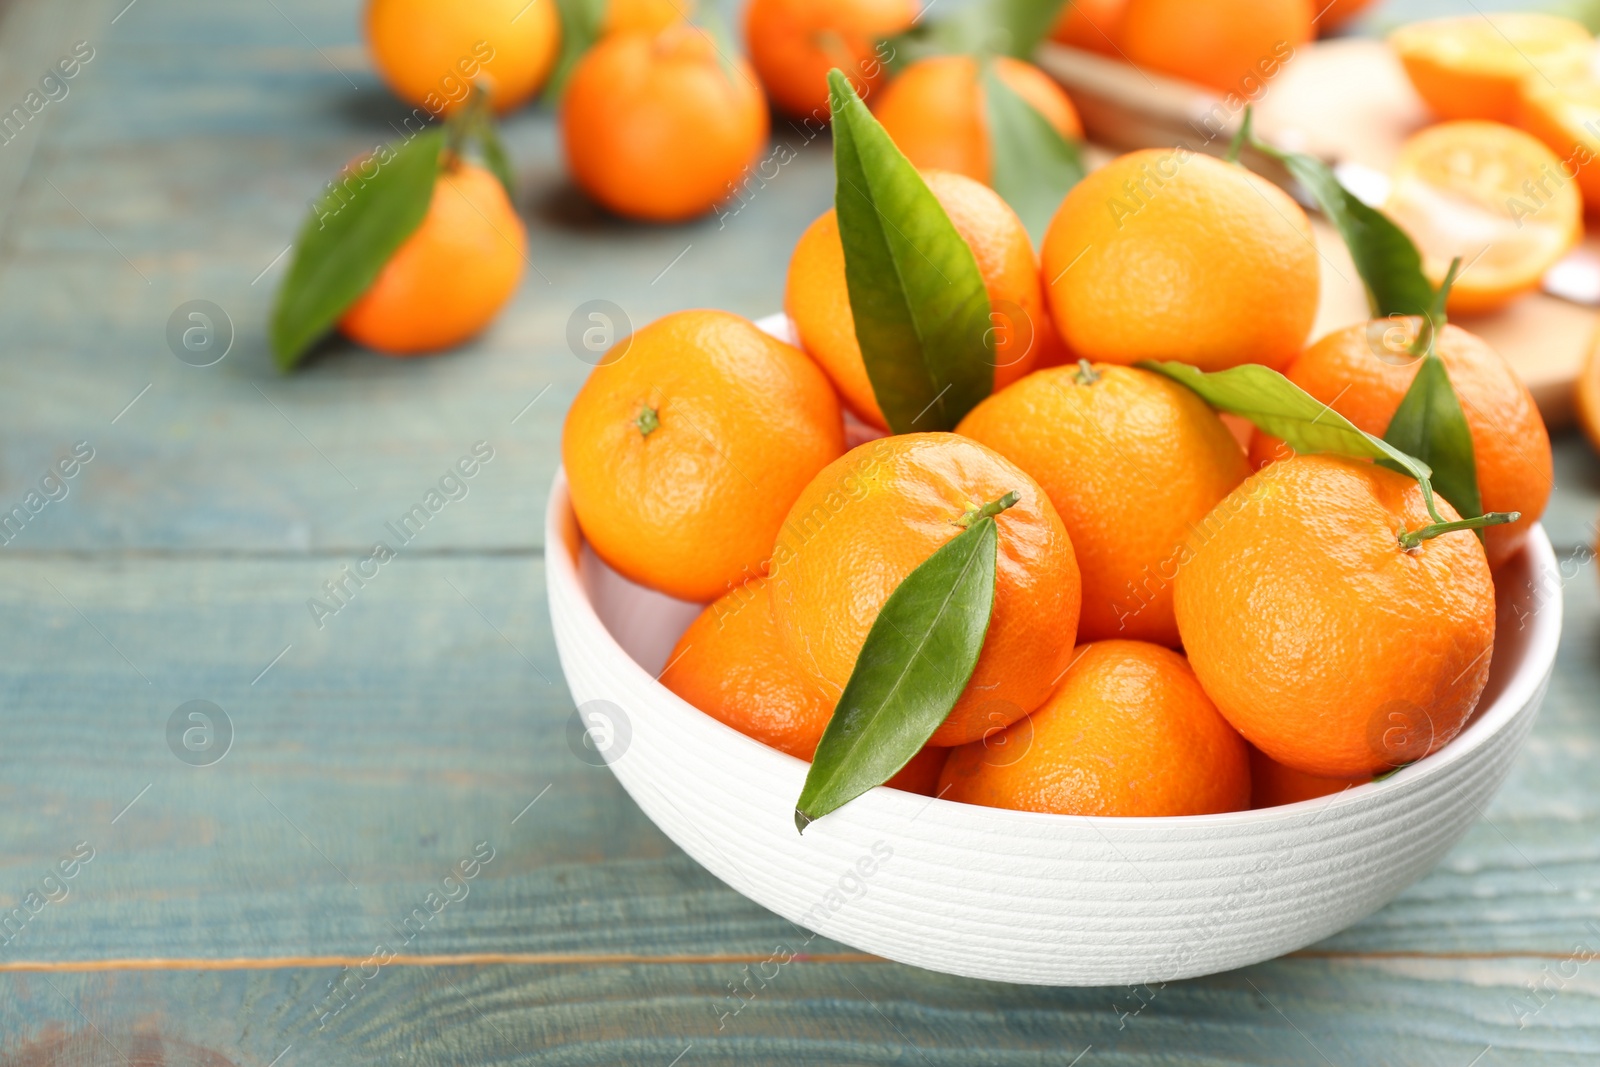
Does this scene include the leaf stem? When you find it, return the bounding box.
[954,491,1019,527]
[444,84,488,163]
[1398,510,1518,550]
[1073,358,1100,385]
[1225,106,1254,164]
[635,405,660,436]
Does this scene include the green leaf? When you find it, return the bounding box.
[1247,127,1434,318]
[887,0,1068,65]
[694,7,742,84]
[448,86,516,201]
[795,495,1012,832]
[1141,359,1521,547]
[1384,350,1482,520]
[982,58,1085,243]
[270,128,445,370]
[1138,359,1441,503]
[1383,261,1481,524]
[829,70,994,432]
[547,0,608,100]
[989,0,1072,58]
[474,115,516,202]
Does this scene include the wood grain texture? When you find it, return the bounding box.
[0,0,1597,1060]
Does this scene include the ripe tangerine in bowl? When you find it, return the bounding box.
[544,314,1561,986]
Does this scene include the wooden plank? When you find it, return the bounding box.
[1,956,1597,1064]
[0,0,836,553]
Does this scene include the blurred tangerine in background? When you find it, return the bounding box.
[872,55,1082,185]
[365,0,560,114]
[339,161,526,354]
[561,22,769,221]
[745,0,918,119]
[1118,0,1310,95]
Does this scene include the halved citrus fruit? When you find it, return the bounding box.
[1518,74,1600,210]
[1383,120,1581,314]
[1390,13,1593,123]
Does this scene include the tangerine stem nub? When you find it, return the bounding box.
[636,405,660,436]
[1073,359,1100,386]
[954,490,1020,528]
[1398,510,1519,550]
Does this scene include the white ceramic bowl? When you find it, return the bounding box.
[546,320,1562,986]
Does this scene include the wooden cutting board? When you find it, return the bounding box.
[1038,37,1596,427]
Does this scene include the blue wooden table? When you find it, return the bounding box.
[1,0,1598,1062]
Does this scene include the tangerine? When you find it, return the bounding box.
[939,641,1251,817]
[1175,454,1497,779]
[1391,13,1592,123]
[1249,747,1370,808]
[561,24,769,221]
[767,433,1081,748]
[339,161,525,354]
[365,0,560,115]
[1248,320,1552,570]
[957,362,1249,647]
[1042,148,1320,371]
[744,0,917,120]
[872,55,1083,186]
[1120,0,1309,95]
[562,310,845,602]
[1383,120,1580,314]
[787,169,1061,430]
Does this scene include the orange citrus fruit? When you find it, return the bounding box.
[956,363,1249,647]
[872,56,1083,187]
[1050,0,1127,55]
[1248,320,1552,570]
[661,577,836,759]
[939,641,1251,817]
[1579,329,1600,453]
[1391,13,1592,124]
[1119,0,1309,95]
[1042,148,1319,372]
[1517,76,1600,211]
[1249,747,1370,809]
[1175,454,1497,779]
[562,310,845,602]
[767,433,1081,748]
[744,0,917,120]
[884,745,949,796]
[787,169,1061,430]
[661,577,949,795]
[339,161,525,354]
[1383,120,1581,315]
[365,0,560,115]
[561,24,769,221]
[605,0,692,36]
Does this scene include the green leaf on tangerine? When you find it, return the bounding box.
[1140,359,1518,546]
[547,0,609,100]
[270,128,445,370]
[795,494,1011,831]
[829,69,994,433]
[1385,261,1482,523]
[982,57,1085,244]
[1245,114,1434,319]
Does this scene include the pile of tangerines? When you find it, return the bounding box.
[270,0,1096,365]
[560,60,1551,822]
